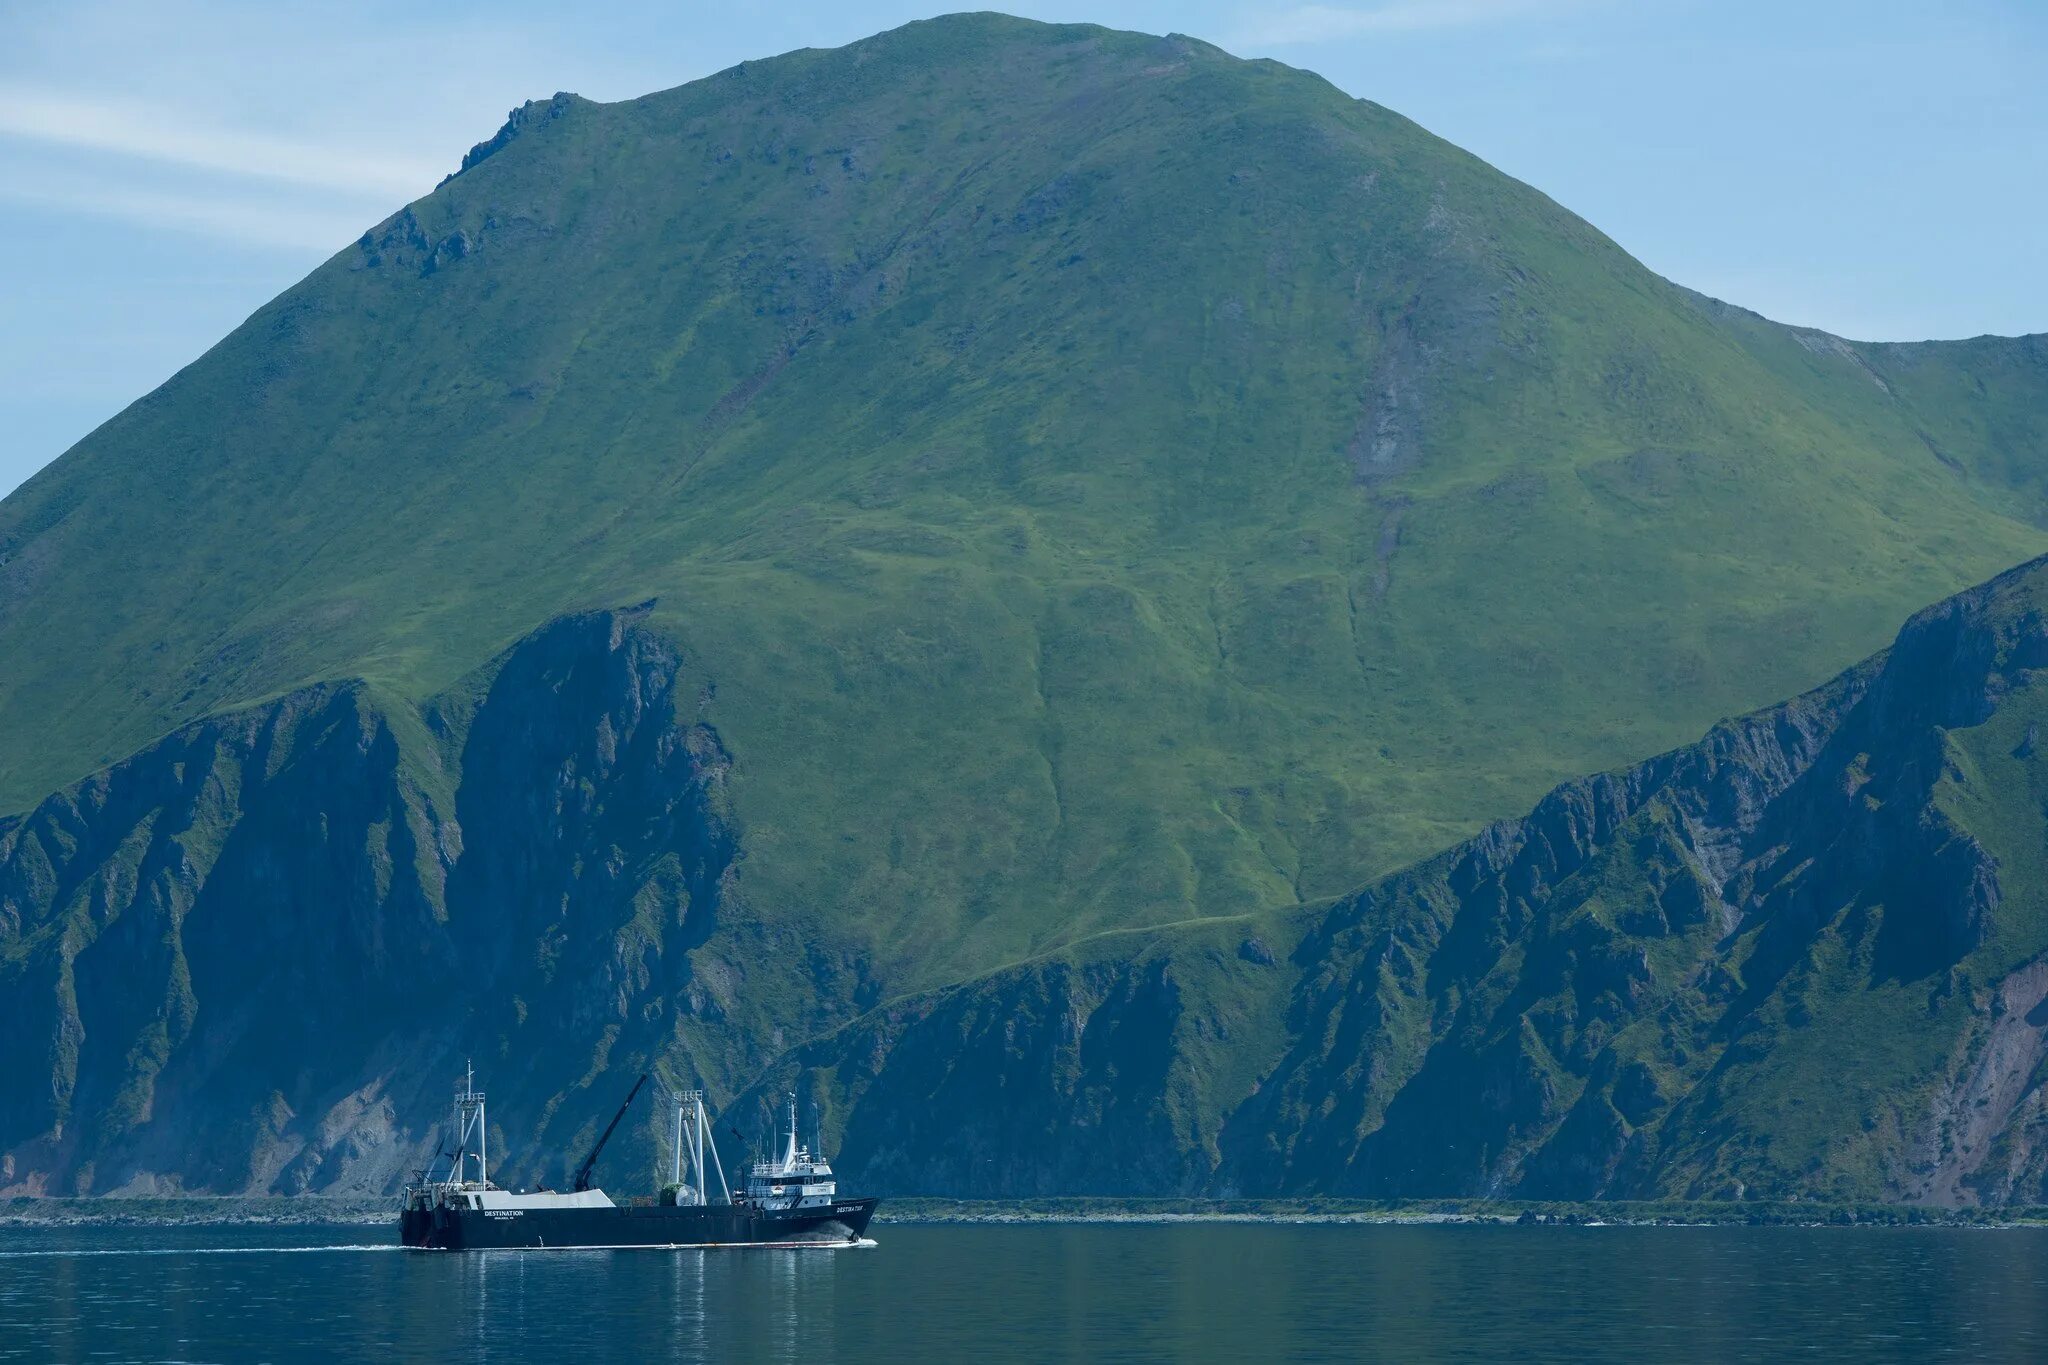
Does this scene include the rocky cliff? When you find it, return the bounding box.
[0,609,793,1195]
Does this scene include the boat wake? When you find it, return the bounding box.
[0,1244,399,1259]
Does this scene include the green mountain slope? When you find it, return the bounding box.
[1,13,2046,1197]
[768,553,2048,1204]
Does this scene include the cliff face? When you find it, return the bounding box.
[753,554,2048,1205]
[755,923,1300,1197]
[0,610,758,1196]
[0,682,448,1193]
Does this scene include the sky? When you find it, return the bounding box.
[1,0,2043,497]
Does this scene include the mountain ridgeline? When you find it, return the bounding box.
[2,14,2046,1202]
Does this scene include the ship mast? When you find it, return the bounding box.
[782,1092,799,1171]
[453,1060,487,1189]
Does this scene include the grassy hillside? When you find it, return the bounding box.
[2,11,2044,1004]
[766,555,2048,1205]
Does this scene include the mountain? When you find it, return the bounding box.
[1,13,2045,1199]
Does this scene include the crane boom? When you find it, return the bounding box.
[572,1073,648,1192]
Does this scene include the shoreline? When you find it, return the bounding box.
[876,1198,2048,1229]
[9,1195,2048,1230]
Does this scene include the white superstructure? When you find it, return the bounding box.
[744,1094,840,1212]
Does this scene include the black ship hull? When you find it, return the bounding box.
[400,1199,878,1251]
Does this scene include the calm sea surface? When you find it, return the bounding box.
[2,1220,2045,1362]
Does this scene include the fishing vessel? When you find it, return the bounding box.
[398,1065,877,1251]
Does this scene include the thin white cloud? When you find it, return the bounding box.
[0,85,446,199]
[1235,0,1577,46]
[0,174,371,255]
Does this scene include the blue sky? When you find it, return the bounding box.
[2,0,2043,496]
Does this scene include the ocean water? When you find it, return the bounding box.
[2,1220,2046,1362]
